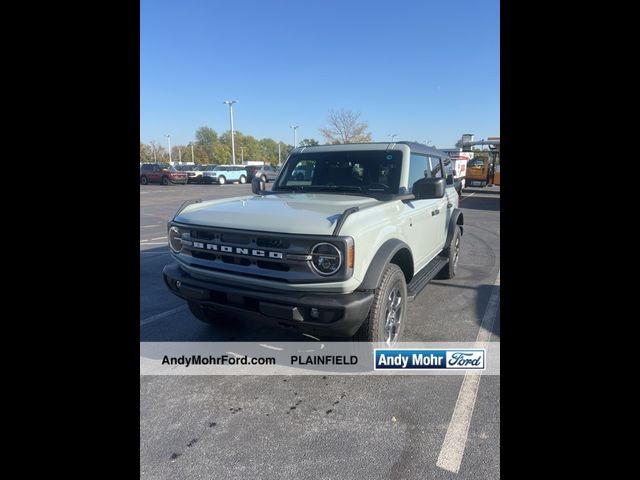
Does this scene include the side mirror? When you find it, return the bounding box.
[251,176,266,195]
[412,177,446,199]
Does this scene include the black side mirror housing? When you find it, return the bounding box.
[412,177,446,199]
[251,176,266,195]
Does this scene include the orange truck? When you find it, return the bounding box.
[465,155,491,188]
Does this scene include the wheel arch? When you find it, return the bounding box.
[358,239,414,290]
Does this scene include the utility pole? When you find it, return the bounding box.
[290,125,299,149]
[191,143,195,163]
[223,100,238,164]
[166,135,172,163]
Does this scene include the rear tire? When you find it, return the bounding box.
[437,226,461,279]
[353,263,407,345]
[239,175,246,184]
[218,176,226,185]
[140,176,148,185]
[188,302,234,325]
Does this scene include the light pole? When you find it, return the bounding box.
[388,134,398,142]
[290,125,299,149]
[240,146,244,163]
[191,143,195,163]
[166,135,172,163]
[223,100,238,164]
[152,144,157,163]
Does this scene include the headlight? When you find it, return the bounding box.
[310,242,342,276]
[168,226,183,253]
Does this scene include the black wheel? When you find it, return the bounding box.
[239,175,246,184]
[353,263,407,345]
[161,176,170,185]
[217,176,226,185]
[260,175,267,183]
[437,226,461,279]
[140,176,148,185]
[188,302,234,325]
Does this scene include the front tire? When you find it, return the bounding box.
[260,175,267,183]
[437,226,461,279]
[140,176,148,185]
[217,176,226,185]
[161,176,170,185]
[353,263,407,345]
[239,175,246,184]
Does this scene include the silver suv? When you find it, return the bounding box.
[163,142,463,344]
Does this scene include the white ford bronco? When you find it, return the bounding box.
[163,142,463,344]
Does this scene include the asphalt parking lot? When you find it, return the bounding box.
[140,183,500,479]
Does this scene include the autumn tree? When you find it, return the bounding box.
[299,138,319,146]
[319,109,372,144]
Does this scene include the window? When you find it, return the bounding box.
[142,164,152,171]
[274,151,403,193]
[408,154,429,192]
[429,157,442,178]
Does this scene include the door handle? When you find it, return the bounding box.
[431,209,440,216]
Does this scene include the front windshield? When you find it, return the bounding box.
[468,159,485,168]
[273,151,403,194]
[160,164,176,172]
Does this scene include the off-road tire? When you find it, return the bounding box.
[353,263,407,345]
[436,226,461,279]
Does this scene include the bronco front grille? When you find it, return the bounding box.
[172,223,353,283]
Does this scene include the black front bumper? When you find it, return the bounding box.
[163,263,373,337]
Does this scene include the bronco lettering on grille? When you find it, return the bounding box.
[192,242,284,259]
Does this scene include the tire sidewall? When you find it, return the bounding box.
[140,176,148,185]
[239,175,246,184]
[218,176,226,185]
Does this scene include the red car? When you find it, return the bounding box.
[140,163,188,185]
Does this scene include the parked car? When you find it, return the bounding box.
[139,163,188,185]
[243,165,263,181]
[202,165,248,185]
[164,141,463,344]
[179,164,207,184]
[254,164,279,183]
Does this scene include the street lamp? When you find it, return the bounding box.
[388,134,398,142]
[166,134,172,163]
[190,143,195,163]
[223,100,238,165]
[290,125,299,149]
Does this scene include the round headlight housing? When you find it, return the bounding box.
[310,242,342,276]
[168,226,183,253]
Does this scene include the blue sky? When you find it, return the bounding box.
[141,0,499,149]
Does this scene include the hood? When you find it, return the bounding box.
[174,193,381,235]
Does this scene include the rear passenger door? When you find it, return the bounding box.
[428,156,448,251]
[442,157,458,235]
[403,154,442,269]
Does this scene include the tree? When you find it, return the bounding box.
[195,126,219,160]
[299,138,319,146]
[319,109,372,144]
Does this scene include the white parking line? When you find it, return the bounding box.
[460,192,476,202]
[436,271,500,474]
[140,242,167,245]
[140,224,161,229]
[151,236,167,240]
[140,305,187,326]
